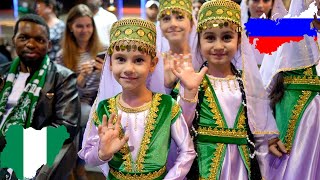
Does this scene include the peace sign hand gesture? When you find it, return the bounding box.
[98,113,129,161]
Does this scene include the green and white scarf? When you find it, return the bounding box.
[0,55,50,135]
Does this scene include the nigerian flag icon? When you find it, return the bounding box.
[0,125,69,179]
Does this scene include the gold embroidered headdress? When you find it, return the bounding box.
[158,0,192,20]
[108,18,157,58]
[197,0,242,32]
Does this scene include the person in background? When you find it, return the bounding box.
[260,0,320,178]
[240,0,287,66]
[36,0,65,61]
[56,4,103,179]
[192,0,206,20]
[85,0,117,50]
[145,0,159,23]
[0,37,12,62]
[0,14,80,179]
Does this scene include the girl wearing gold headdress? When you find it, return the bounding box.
[78,18,196,179]
[170,0,283,179]
[152,0,204,94]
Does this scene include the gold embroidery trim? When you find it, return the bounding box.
[109,166,166,180]
[108,97,133,172]
[303,67,313,76]
[202,77,224,127]
[253,131,280,135]
[116,95,152,113]
[171,102,180,120]
[92,110,99,125]
[284,75,320,86]
[198,126,247,138]
[266,64,315,88]
[236,108,245,129]
[135,93,161,172]
[284,90,312,152]
[240,145,251,173]
[208,143,225,180]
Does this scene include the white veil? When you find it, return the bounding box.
[240,0,288,25]
[260,0,319,89]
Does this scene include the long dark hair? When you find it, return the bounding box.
[187,62,262,180]
[231,63,262,180]
[269,72,285,114]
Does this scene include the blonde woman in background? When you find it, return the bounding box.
[56,4,104,179]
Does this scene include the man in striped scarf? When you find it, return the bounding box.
[0,14,80,179]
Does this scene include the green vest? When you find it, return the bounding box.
[195,75,251,180]
[275,66,320,152]
[93,93,181,180]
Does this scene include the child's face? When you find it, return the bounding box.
[159,12,192,44]
[248,0,273,18]
[110,49,157,91]
[200,26,239,66]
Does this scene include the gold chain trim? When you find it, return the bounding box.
[284,90,312,152]
[108,39,156,58]
[284,75,320,86]
[116,95,152,113]
[135,93,161,172]
[109,166,166,180]
[171,102,180,120]
[158,8,192,20]
[108,97,133,172]
[197,18,242,32]
[202,77,224,127]
[198,126,247,138]
[252,131,280,135]
[208,143,225,180]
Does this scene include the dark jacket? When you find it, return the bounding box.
[0,61,80,142]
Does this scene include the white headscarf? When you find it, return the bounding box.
[241,0,288,25]
[260,0,320,90]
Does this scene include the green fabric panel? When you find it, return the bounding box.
[276,66,319,146]
[195,75,250,179]
[197,142,226,179]
[97,94,177,174]
[276,90,317,144]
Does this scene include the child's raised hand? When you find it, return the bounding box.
[172,54,208,91]
[98,113,129,161]
[268,138,287,158]
[163,51,179,88]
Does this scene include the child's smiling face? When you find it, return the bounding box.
[199,26,239,67]
[110,49,157,92]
